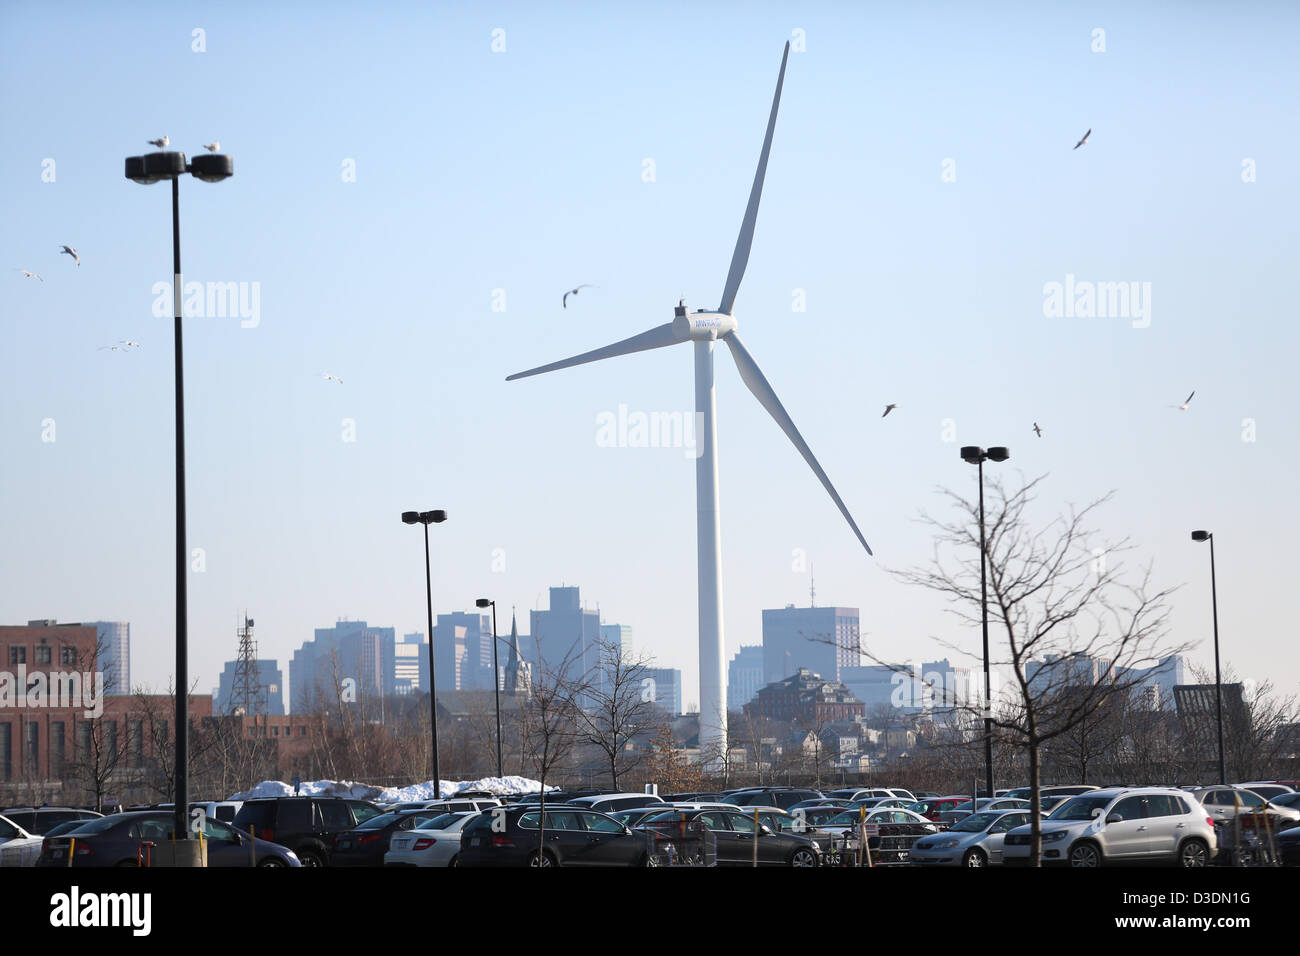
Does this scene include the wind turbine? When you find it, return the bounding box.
[506,42,872,764]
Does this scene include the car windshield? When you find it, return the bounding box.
[356,812,402,830]
[414,813,466,830]
[951,812,1001,833]
[1048,795,1113,821]
[826,811,863,826]
[68,815,133,835]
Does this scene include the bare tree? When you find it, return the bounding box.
[892,475,1188,865]
[572,639,656,789]
[520,647,586,866]
[1182,664,1299,782]
[642,722,702,794]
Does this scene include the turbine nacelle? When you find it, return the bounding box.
[673,302,737,341]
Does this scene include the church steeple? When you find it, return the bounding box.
[504,608,531,697]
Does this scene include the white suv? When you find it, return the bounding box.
[1002,788,1216,867]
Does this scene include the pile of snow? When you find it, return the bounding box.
[228,775,552,803]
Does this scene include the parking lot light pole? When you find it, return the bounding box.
[403,510,447,797]
[475,598,503,778]
[1191,530,1226,785]
[125,146,233,853]
[961,445,1009,799]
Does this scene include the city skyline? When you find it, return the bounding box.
[3,5,1297,721]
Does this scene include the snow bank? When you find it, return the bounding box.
[228,775,552,803]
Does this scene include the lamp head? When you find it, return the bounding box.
[1191,530,1211,542]
[424,510,448,524]
[401,512,420,525]
[987,447,1010,462]
[475,599,492,609]
[960,446,984,464]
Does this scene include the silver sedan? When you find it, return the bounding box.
[908,810,1034,867]
[384,812,475,867]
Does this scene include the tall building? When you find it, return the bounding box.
[433,612,492,691]
[643,667,683,717]
[761,605,860,685]
[727,645,764,711]
[289,619,396,713]
[529,587,601,695]
[213,659,285,715]
[1120,655,1188,708]
[392,632,429,694]
[85,621,130,695]
[599,624,632,656]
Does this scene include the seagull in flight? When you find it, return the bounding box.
[322,373,343,384]
[1033,422,1042,437]
[882,403,899,418]
[148,136,169,149]
[1172,390,1195,411]
[17,269,43,281]
[1073,129,1091,150]
[562,284,593,309]
[59,246,79,266]
[120,340,142,349]
[202,141,220,152]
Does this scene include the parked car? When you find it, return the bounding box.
[1002,788,1216,867]
[458,805,650,867]
[636,806,822,866]
[788,798,854,811]
[659,792,722,803]
[909,810,1034,866]
[232,796,381,867]
[388,797,501,815]
[1,807,103,835]
[1002,785,1100,801]
[608,806,685,829]
[722,788,823,810]
[817,807,938,862]
[1186,786,1300,826]
[934,797,1031,826]
[0,814,43,866]
[384,812,476,867]
[825,788,914,802]
[907,795,970,821]
[1269,793,1300,812]
[563,793,665,813]
[1235,782,1296,801]
[331,808,457,867]
[1277,824,1300,867]
[35,810,300,867]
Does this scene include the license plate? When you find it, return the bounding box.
[471,837,481,846]
[338,841,351,850]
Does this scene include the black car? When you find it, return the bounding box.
[1278,824,1300,867]
[331,809,455,867]
[35,811,298,867]
[637,807,822,866]
[232,796,381,867]
[1,806,102,835]
[458,805,650,867]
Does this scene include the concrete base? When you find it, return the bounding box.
[150,840,207,867]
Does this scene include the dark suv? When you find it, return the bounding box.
[232,797,381,867]
[723,788,824,811]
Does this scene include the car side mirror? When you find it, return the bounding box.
[760,825,774,836]
[1106,814,1123,825]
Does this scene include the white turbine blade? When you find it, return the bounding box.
[506,322,682,381]
[718,41,790,316]
[723,332,873,556]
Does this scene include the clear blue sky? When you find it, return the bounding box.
[3,1,1297,707]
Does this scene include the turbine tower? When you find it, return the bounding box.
[507,42,872,764]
